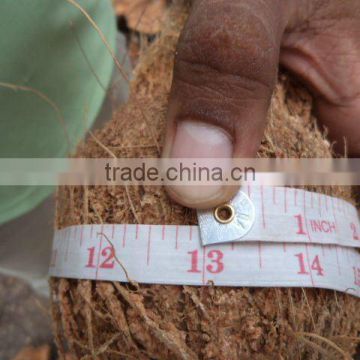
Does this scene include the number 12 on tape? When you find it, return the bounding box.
[50,224,360,298]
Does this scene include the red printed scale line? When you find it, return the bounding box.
[304,244,315,287]
[147,225,152,266]
[52,249,57,267]
[175,225,179,249]
[50,224,360,298]
[303,191,312,243]
[80,226,84,247]
[95,231,104,280]
[122,224,127,248]
[311,192,314,208]
[202,246,206,285]
[65,228,70,262]
[331,197,339,235]
[260,185,266,229]
[273,187,277,205]
[258,242,263,268]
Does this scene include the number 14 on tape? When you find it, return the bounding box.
[50,224,360,297]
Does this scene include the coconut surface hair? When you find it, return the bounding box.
[51,2,359,359]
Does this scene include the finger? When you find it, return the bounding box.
[162,0,288,208]
[280,47,360,156]
[280,0,360,156]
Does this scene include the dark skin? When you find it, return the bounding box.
[162,0,360,208]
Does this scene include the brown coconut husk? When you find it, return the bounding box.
[51,2,359,359]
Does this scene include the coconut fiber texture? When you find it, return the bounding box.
[51,3,359,359]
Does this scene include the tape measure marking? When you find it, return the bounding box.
[198,186,360,247]
[50,223,360,297]
[50,187,360,296]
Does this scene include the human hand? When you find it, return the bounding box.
[162,0,360,208]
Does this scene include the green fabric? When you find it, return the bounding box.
[0,0,116,224]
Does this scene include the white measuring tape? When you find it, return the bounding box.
[198,186,360,247]
[50,187,360,297]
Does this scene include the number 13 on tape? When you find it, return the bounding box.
[50,224,360,297]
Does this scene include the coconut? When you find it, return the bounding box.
[51,2,359,359]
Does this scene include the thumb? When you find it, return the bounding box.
[162,0,287,209]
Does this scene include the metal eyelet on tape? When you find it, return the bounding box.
[214,204,236,224]
[197,190,256,246]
